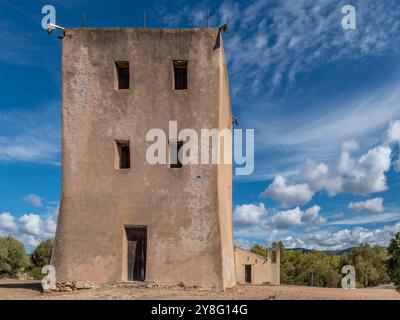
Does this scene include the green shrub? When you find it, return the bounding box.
[386,232,400,292]
[340,244,390,288]
[250,242,390,288]
[28,239,54,280]
[0,236,30,275]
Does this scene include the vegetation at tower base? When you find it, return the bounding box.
[250,242,392,288]
[1,234,398,289]
[0,236,54,279]
[0,236,30,275]
[386,232,400,292]
[27,239,54,279]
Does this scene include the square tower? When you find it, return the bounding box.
[51,28,236,290]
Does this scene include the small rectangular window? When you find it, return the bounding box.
[115,61,129,89]
[169,140,183,168]
[271,250,277,263]
[116,140,130,169]
[173,60,188,90]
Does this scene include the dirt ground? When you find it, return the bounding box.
[0,280,399,300]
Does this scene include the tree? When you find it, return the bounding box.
[0,236,30,275]
[340,244,390,288]
[249,244,267,257]
[250,242,390,288]
[386,232,400,292]
[30,239,53,267]
[28,239,54,279]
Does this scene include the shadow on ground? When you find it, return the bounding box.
[0,282,42,292]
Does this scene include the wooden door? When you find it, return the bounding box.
[125,226,147,281]
[127,241,137,281]
[245,265,252,283]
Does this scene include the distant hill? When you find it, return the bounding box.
[323,247,355,256]
[287,247,355,256]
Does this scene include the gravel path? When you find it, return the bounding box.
[0,280,399,300]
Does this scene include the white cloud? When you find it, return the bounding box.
[303,142,392,196]
[261,175,314,208]
[159,1,400,93]
[234,224,267,240]
[313,216,327,227]
[43,216,57,238]
[387,120,400,144]
[270,207,303,229]
[301,160,342,196]
[46,204,59,217]
[0,104,60,164]
[19,214,42,236]
[302,205,321,222]
[218,1,240,27]
[16,234,41,248]
[0,136,56,163]
[328,212,400,226]
[387,120,400,172]
[270,205,325,229]
[225,0,400,93]
[234,208,399,251]
[338,140,359,173]
[23,194,42,207]
[233,203,267,227]
[283,222,400,250]
[267,138,393,207]
[234,238,255,250]
[339,145,392,195]
[0,206,58,250]
[19,213,56,239]
[247,86,400,183]
[282,236,305,249]
[348,197,384,213]
[233,204,326,243]
[0,212,17,233]
[157,3,211,28]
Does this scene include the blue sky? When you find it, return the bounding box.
[1,0,400,251]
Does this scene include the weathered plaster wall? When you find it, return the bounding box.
[217,36,236,289]
[51,28,235,290]
[267,246,281,285]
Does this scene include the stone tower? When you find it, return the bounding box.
[51,28,236,290]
